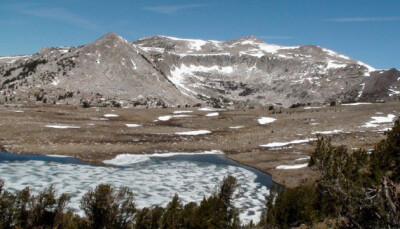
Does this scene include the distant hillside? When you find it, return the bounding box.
[1,32,399,108]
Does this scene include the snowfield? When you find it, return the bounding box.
[125,124,142,128]
[362,114,396,128]
[175,130,212,135]
[198,107,216,111]
[276,163,308,170]
[103,114,119,117]
[312,129,342,135]
[173,110,193,114]
[258,117,276,125]
[158,115,172,121]
[205,112,219,117]
[45,125,80,129]
[342,102,372,106]
[259,138,317,148]
[229,126,244,129]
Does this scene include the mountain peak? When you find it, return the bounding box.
[95,32,129,44]
[102,32,122,39]
[242,36,263,41]
[2,33,395,109]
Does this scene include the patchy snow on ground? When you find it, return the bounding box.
[198,107,216,111]
[259,138,317,148]
[303,107,322,110]
[125,124,142,128]
[205,112,219,117]
[13,110,24,113]
[389,89,400,97]
[342,102,372,106]
[103,114,119,117]
[294,156,310,161]
[45,125,80,129]
[173,110,193,114]
[362,114,396,128]
[175,130,211,135]
[312,129,342,135]
[158,115,172,121]
[276,163,308,170]
[172,115,192,118]
[229,126,244,129]
[258,117,276,125]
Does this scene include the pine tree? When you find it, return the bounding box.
[81,184,136,229]
[162,194,182,229]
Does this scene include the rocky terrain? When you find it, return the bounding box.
[1,32,399,108]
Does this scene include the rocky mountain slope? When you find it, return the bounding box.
[0,32,399,108]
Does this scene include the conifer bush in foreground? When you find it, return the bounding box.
[260,118,400,228]
[0,176,241,228]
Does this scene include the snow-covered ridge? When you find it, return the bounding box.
[138,35,223,52]
[3,32,390,109]
[136,35,377,76]
[322,48,351,60]
[0,55,32,64]
[0,55,32,60]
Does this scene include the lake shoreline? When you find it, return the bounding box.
[0,102,397,188]
[0,150,274,224]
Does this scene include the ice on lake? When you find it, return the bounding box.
[0,151,274,224]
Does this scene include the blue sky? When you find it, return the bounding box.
[0,0,399,69]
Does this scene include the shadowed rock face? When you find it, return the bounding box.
[0,32,398,108]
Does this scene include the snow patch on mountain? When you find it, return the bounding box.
[169,64,234,96]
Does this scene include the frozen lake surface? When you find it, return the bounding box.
[0,151,274,224]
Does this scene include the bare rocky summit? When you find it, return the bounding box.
[1,32,399,108]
